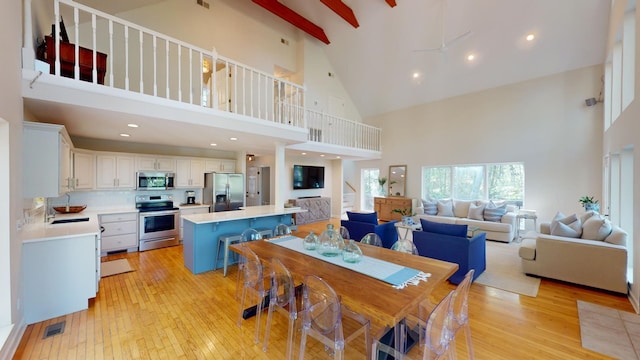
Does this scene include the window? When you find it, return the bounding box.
[422,162,524,202]
[361,168,380,211]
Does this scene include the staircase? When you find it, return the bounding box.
[342,181,357,219]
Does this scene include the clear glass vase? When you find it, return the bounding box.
[303,231,319,250]
[317,224,345,257]
[342,239,363,263]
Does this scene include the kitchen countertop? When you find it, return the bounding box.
[177,204,210,209]
[21,213,100,244]
[182,205,304,225]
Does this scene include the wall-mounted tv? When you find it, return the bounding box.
[293,165,325,189]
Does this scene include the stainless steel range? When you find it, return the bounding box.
[135,194,180,251]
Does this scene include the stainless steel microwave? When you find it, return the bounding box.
[136,172,175,190]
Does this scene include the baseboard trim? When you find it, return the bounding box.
[0,320,26,359]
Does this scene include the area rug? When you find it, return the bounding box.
[474,241,540,297]
[101,259,134,278]
[577,300,640,359]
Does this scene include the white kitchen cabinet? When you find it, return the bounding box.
[204,158,236,173]
[136,155,175,172]
[96,154,136,189]
[176,158,205,187]
[220,159,236,173]
[204,159,221,173]
[99,212,138,254]
[179,206,209,240]
[23,121,74,198]
[23,233,99,324]
[72,150,95,190]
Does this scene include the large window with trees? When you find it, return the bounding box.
[422,162,524,201]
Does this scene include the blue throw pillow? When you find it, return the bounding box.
[347,211,378,224]
[420,218,468,237]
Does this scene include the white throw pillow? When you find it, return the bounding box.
[581,215,613,241]
[550,212,582,238]
[468,203,485,221]
[437,199,454,217]
[579,210,598,224]
[453,200,473,218]
[605,228,627,246]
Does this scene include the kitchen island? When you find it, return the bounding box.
[181,205,305,274]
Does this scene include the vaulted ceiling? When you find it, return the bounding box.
[74,0,611,120]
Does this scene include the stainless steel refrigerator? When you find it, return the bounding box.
[204,172,245,212]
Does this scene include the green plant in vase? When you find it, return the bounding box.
[377,177,387,196]
[392,208,415,225]
[578,196,600,212]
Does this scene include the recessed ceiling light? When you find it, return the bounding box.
[526,33,535,41]
[466,54,475,62]
[301,152,307,155]
[210,143,217,147]
[336,156,341,159]
[127,123,138,128]
[230,137,237,141]
[119,133,130,137]
[320,154,325,157]
[412,72,420,79]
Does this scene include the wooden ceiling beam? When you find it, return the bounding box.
[386,0,397,7]
[252,0,330,44]
[320,0,359,28]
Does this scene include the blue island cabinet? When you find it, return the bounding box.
[183,213,293,274]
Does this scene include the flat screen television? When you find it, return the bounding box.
[293,165,325,189]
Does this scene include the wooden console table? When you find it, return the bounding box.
[40,36,107,84]
[374,197,412,221]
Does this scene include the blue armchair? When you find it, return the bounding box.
[340,211,398,249]
[413,219,486,284]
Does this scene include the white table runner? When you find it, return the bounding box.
[269,236,430,289]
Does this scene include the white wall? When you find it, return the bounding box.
[2,0,25,354]
[349,65,604,225]
[603,1,640,310]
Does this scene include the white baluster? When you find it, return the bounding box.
[166,40,170,98]
[74,8,79,80]
[178,45,182,102]
[54,1,60,77]
[109,20,114,86]
[189,49,193,104]
[153,35,157,96]
[139,30,144,93]
[92,13,97,84]
[125,26,129,90]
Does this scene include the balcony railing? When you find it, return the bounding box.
[34,0,381,152]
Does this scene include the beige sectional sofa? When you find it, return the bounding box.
[518,213,628,294]
[415,199,517,242]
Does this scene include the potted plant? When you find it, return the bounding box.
[392,208,415,225]
[377,177,387,196]
[579,196,600,212]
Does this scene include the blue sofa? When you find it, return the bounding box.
[340,211,398,249]
[412,218,486,284]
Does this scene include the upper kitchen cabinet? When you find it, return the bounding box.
[136,156,175,172]
[96,153,136,189]
[23,122,73,198]
[72,150,95,190]
[176,158,205,188]
[204,159,236,173]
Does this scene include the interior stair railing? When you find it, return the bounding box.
[33,0,382,153]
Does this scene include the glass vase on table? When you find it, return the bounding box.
[303,231,319,250]
[317,224,345,257]
[342,239,363,263]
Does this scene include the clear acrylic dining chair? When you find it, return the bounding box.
[262,258,297,359]
[339,226,351,240]
[360,233,382,247]
[299,275,370,360]
[419,269,475,359]
[235,228,262,299]
[274,223,292,236]
[422,290,455,359]
[236,244,267,344]
[391,238,419,254]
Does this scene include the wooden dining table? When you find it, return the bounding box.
[229,237,458,356]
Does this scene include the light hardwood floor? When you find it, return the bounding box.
[14,219,633,359]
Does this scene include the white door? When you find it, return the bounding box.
[246,166,260,207]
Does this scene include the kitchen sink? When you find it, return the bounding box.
[51,217,90,224]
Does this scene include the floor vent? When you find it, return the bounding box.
[43,321,65,339]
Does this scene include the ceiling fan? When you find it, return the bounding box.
[413,0,472,53]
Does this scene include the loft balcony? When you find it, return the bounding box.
[21,0,382,159]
